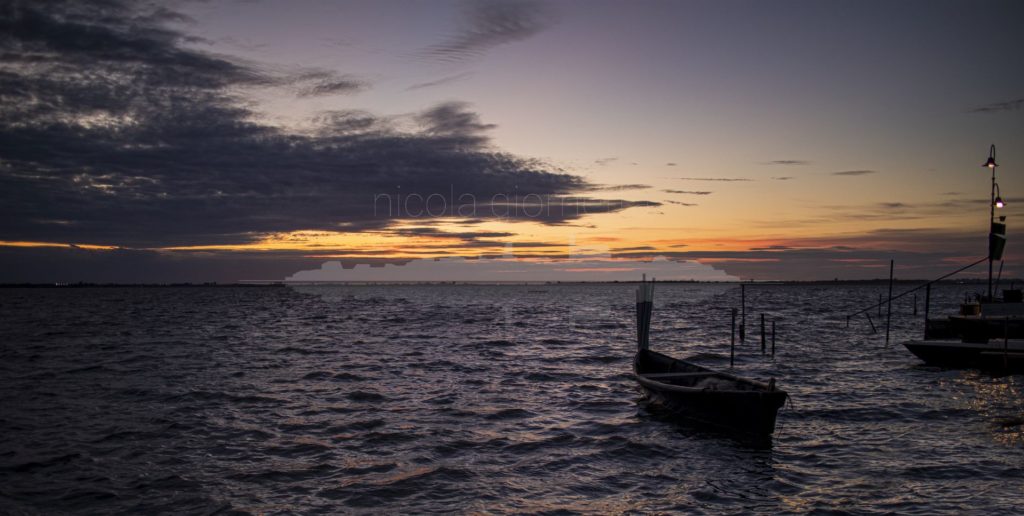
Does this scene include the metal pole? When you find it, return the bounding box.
[886,259,894,346]
[760,313,766,354]
[730,308,736,368]
[990,163,995,301]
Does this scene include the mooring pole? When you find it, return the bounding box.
[885,259,894,346]
[760,313,766,354]
[866,313,877,333]
[740,284,746,343]
[924,283,931,339]
[730,308,736,368]
[771,320,776,357]
[878,294,883,316]
[913,293,917,315]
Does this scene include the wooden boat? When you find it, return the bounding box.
[632,278,787,436]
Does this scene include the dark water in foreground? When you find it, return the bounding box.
[1,284,1023,514]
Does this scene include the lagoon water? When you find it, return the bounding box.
[2,284,1023,514]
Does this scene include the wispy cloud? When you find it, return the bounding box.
[763,160,810,166]
[878,202,908,209]
[666,162,677,166]
[772,176,794,181]
[406,72,474,91]
[594,157,618,166]
[970,98,1024,114]
[677,177,751,182]
[833,170,878,176]
[662,189,712,195]
[591,184,650,191]
[420,0,555,62]
[292,72,366,97]
[663,200,697,206]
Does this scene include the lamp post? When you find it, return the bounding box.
[985,144,1001,300]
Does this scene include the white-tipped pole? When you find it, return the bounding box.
[636,275,655,351]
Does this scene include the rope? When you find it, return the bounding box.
[847,256,988,319]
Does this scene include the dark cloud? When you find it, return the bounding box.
[0,0,651,249]
[663,189,712,195]
[420,0,555,62]
[294,74,366,97]
[311,110,387,135]
[833,170,878,176]
[416,101,496,140]
[590,184,650,191]
[676,177,751,182]
[611,246,656,252]
[387,227,516,240]
[748,245,793,251]
[663,200,696,206]
[970,98,1024,114]
[878,202,908,209]
[406,72,474,91]
[764,160,809,166]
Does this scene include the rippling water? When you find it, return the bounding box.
[2,283,1023,514]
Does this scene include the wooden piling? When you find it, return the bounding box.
[760,313,766,354]
[730,308,736,368]
[885,259,894,346]
[913,293,918,316]
[740,284,746,343]
[771,320,776,357]
[924,283,931,339]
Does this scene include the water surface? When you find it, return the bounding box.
[1,284,1022,513]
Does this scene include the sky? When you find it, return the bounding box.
[1,0,1023,282]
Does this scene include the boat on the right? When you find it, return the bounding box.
[903,292,1024,373]
[902,145,1024,374]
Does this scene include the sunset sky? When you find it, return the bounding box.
[2,0,1023,282]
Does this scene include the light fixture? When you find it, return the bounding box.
[996,196,1005,208]
[994,182,1005,208]
[984,144,998,169]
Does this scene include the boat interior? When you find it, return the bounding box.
[636,350,767,391]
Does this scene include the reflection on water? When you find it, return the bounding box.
[0,283,1022,513]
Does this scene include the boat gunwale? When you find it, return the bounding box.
[634,349,784,394]
[634,372,783,395]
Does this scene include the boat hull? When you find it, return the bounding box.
[638,382,786,436]
[903,339,1024,373]
[633,350,787,436]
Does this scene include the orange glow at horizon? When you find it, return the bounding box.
[0,241,117,250]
